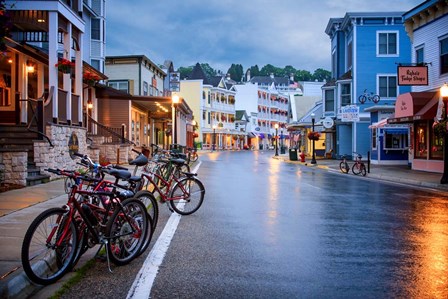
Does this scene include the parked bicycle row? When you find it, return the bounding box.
[339,153,367,176]
[21,144,205,285]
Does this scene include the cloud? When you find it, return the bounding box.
[106,0,422,73]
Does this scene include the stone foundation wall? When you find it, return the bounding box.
[0,149,27,186]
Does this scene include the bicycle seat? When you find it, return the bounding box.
[107,169,132,180]
[170,158,186,165]
[129,154,149,167]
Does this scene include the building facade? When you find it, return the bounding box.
[324,12,412,160]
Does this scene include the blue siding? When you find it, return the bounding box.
[337,123,352,157]
[355,122,371,156]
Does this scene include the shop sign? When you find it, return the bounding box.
[397,66,428,86]
[169,72,180,92]
[68,132,79,159]
[341,105,359,122]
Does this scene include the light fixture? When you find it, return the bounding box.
[441,83,448,98]
[7,58,12,64]
[26,61,35,73]
[87,99,93,109]
[172,94,180,105]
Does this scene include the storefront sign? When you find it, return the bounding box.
[68,132,79,159]
[341,105,359,122]
[397,66,428,86]
[169,72,180,92]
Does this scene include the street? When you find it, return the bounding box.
[55,150,448,298]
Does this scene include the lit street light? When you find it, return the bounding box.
[440,83,448,184]
[274,123,279,156]
[311,113,317,165]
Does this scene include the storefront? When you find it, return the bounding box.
[388,91,441,172]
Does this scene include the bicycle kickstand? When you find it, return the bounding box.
[95,240,113,273]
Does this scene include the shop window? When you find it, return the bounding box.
[384,131,408,150]
[430,123,443,159]
[415,122,427,158]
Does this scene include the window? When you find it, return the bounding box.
[440,37,448,75]
[324,89,335,112]
[347,41,352,69]
[108,81,128,93]
[91,19,100,40]
[340,83,351,106]
[416,47,424,65]
[90,59,100,71]
[379,75,397,98]
[143,81,148,96]
[415,122,427,159]
[384,131,408,150]
[208,111,211,124]
[377,32,398,56]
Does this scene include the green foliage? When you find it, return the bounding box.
[200,63,217,78]
[248,65,260,77]
[227,63,244,82]
[313,68,331,82]
[294,69,313,81]
[0,0,13,53]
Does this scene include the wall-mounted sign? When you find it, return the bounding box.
[68,132,79,159]
[397,66,428,86]
[341,105,359,122]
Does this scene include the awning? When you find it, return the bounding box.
[369,118,388,129]
[383,128,409,134]
[247,132,256,138]
[388,91,438,124]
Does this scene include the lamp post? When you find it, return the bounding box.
[212,124,216,151]
[311,113,317,164]
[274,123,279,156]
[440,83,448,184]
[172,94,179,147]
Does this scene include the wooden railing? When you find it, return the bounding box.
[85,114,135,145]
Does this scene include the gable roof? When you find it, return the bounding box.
[188,63,209,84]
[249,76,290,86]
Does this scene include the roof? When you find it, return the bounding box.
[235,110,249,121]
[188,63,209,84]
[249,76,290,86]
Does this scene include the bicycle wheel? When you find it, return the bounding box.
[358,95,367,104]
[339,161,349,173]
[106,198,149,265]
[21,207,78,285]
[169,177,205,215]
[352,163,362,175]
[372,95,380,104]
[360,163,367,176]
[134,190,159,230]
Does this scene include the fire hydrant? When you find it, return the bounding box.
[300,151,306,162]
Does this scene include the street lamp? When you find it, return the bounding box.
[274,123,279,156]
[212,124,217,151]
[311,113,317,165]
[440,83,448,184]
[172,94,180,147]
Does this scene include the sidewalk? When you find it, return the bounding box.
[1,155,448,298]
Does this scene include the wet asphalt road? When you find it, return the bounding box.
[56,150,448,298]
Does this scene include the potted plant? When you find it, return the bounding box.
[433,120,448,138]
[83,71,100,86]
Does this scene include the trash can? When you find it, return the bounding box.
[259,144,263,150]
[289,148,298,161]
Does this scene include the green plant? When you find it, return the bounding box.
[433,120,447,138]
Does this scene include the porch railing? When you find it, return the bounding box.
[85,113,135,145]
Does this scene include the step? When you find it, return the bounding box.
[26,174,50,186]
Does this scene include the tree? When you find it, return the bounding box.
[284,65,297,79]
[178,66,193,79]
[313,68,331,82]
[0,0,12,53]
[227,64,244,82]
[248,65,260,78]
[295,70,313,81]
[201,63,217,79]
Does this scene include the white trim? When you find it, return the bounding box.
[376,30,400,57]
[376,73,398,100]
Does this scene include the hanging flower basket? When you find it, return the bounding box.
[83,71,100,86]
[307,131,320,141]
[433,120,448,138]
[55,58,75,74]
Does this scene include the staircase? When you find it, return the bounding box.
[0,124,50,186]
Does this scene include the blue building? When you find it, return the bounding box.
[324,12,412,162]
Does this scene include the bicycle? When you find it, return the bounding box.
[339,155,350,174]
[186,147,198,163]
[358,89,380,104]
[130,149,206,216]
[21,167,151,285]
[352,153,367,176]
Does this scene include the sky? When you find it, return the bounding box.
[106,0,423,74]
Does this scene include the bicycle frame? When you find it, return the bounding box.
[141,168,190,202]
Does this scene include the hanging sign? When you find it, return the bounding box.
[169,72,180,92]
[397,66,428,86]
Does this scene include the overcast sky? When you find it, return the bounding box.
[106,0,422,73]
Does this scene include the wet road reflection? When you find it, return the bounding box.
[153,150,448,298]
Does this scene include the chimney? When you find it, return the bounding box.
[270,73,274,79]
[226,73,231,80]
[246,69,251,81]
[290,73,294,81]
